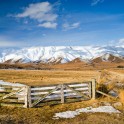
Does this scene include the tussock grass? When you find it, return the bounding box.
[0,70,99,86]
[119,90,124,104]
[0,99,124,124]
[0,69,124,123]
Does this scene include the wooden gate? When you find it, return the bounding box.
[28,79,96,107]
[0,79,96,108]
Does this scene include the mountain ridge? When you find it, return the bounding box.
[0,46,124,64]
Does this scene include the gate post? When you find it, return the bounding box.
[91,79,96,99]
[88,82,92,98]
[61,84,64,103]
[24,86,31,108]
[28,86,32,108]
[24,86,28,108]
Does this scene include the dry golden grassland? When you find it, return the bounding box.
[0,70,100,86]
[0,99,124,124]
[0,69,124,124]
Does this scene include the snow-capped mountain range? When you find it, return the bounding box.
[0,46,124,63]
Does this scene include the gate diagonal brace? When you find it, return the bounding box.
[0,87,25,100]
[64,85,90,99]
[31,84,61,107]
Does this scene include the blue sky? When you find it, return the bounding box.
[0,0,124,47]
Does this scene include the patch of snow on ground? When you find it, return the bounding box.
[53,106,120,119]
[0,80,25,86]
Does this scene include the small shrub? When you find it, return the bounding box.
[117,65,124,68]
[97,84,109,98]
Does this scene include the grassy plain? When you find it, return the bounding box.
[0,69,124,124]
[0,69,100,86]
[0,99,124,124]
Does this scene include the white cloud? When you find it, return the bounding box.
[119,38,124,43]
[38,22,57,29]
[15,2,58,28]
[119,38,124,46]
[0,36,26,47]
[0,41,21,47]
[108,38,124,46]
[91,0,104,6]
[63,22,80,31]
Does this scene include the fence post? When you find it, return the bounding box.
[24,86,28,108]
[91,79,96,99]
[28,86,32,108]
[88,82,92,98]
[23,86,32,108]
[61,84,64,103]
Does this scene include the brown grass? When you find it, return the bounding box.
[99,69,124,89]
[119,90,124,104]
[0,69,124,123]
[0,99,124,124]
[0,70,100,86]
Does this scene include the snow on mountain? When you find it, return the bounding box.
[0,46,124,63]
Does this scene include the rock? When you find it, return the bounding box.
[108,90,118,97]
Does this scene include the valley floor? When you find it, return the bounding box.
[0,69,124,124]
[0,99,124,124]
[0,68,123,86]
[0,69,100,86]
